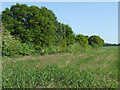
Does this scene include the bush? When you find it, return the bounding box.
[2,28,19,56]
[43,46,63,55]
[60,38,67,52]
[85,45,93,52]
[17,42,35,55]
[66,43,82,54]
[66,44,73,53]
[91,42,99,49]
[88,35,104,47]
[2,27,36,56]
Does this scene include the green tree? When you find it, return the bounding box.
[2,24,35,56]
[2,3,105,55]
[75,34,88,45]
[55,23,75,46]
[2,3,57,51]
[102,39,105,46]
[63,24,75,46]
[85,35,89,40]
[75,34,89,51]
[60,38,67,52]
[88,35,105,47]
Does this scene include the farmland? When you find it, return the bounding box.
[2,46,119,88]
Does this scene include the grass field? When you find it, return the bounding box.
[2,46,119,88]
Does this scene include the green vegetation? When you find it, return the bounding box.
[88,35,105,48]
[2,46,118,88]
[2,3,104,57]
[1,3,118,88]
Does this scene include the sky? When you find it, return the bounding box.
[1,2,118,44]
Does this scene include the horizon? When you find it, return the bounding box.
[1,2,118,44]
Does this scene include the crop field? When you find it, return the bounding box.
[2,46,119,88]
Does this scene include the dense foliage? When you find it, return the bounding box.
[2,25,36,56]
[2,3,118,88]
[75,34,89,51]
[2,4,57,51]
[2,3,105,56]
[88,35,105,49]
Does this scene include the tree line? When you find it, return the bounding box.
[1,3,105,56]
[104,43,119,46]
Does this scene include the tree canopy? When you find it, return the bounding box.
[2,3,76,50]
[2,3,105,56]
[88,35,105,47]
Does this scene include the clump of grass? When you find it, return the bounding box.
[2,46,118,88]
[3,64,118,88]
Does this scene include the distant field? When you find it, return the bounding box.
[2,46,119,88]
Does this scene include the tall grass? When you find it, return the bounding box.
[2,46,118,88]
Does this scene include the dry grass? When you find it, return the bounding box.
[106,54,116,60]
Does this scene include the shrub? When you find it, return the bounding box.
[17,42,35,55]
[85,45,93,52]
[2,27,36,56]
[60,38,67,52]
[88,35,104,47]
[43,46,63,55]
[75,34,89,51]
[66,43,82,54]
[52,46,62,53]
[66,44,73,53]
[2,28,19,56]
[91,42,99,49]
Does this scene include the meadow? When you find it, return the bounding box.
[2,46,119,88]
